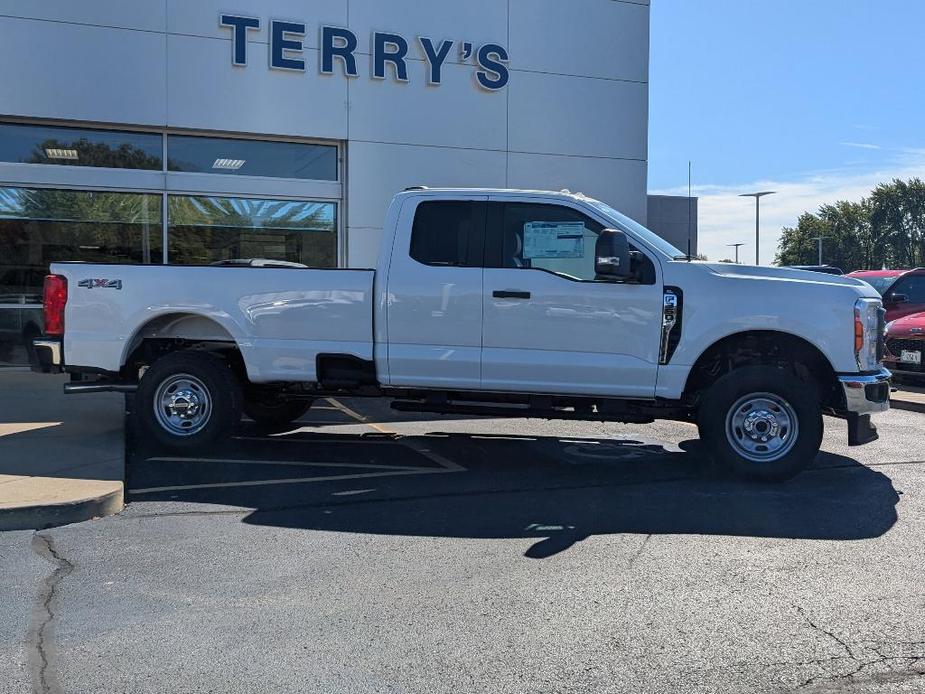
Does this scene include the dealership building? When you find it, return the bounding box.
[0,0,696,366]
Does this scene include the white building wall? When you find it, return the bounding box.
[0,0,650,268]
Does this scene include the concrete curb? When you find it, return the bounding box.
[891,397,925,414]
[0,483,124,532]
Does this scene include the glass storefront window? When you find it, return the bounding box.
[167,136,337,181]
[0,186,162,365]
[0,123,163,170]
[168,195,336,267]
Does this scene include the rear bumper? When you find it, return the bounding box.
[31,338,63,374]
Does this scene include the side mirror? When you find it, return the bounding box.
[595,229,632,281]
[887,292,909,305]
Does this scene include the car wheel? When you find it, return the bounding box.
[136,351,242,451]
[243,391,312,427]
[697,365,823,482]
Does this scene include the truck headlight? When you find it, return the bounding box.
[854,298,884,371]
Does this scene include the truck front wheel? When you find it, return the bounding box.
[697,366,823,481]
[136,351,242,451]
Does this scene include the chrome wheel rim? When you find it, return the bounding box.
[153,373,212,437]
[725,392,799,463]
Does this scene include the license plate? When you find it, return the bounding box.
[900,350,922,365]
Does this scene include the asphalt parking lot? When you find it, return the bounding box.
[2,399,924,693]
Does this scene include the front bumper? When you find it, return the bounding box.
[31,337,63,374]
[838,368,891,415]
[837,368,891,446]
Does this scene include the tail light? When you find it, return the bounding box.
[43,274,68,336]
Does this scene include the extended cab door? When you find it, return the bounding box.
[480,199,663,398]
[384,195,487,389]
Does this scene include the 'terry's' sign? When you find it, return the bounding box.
[220,14,511,91]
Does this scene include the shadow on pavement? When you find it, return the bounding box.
[128,425,901,558]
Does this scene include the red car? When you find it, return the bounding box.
[884,311,925,378]
[847,268,925,321]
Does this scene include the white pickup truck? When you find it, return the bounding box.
[33,188,891,480]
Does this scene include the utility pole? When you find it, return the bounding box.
[727,243,745,264]
[739,192,776,265]
[811,236,828,266]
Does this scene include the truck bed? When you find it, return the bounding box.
[52,263,375,383]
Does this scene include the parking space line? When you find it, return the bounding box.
[145,457,433,472]
[232,435,399,445]
[130,467,456,495]
[325,398,468,473]
[399,440,467,472]
[130,399,469,495]
[326,397,396,436]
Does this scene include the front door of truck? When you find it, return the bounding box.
[480,199,662,398]
[384,196,487,390]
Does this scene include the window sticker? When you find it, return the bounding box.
[522,222,586,259]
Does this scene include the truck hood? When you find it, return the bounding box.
[698,263,878,292]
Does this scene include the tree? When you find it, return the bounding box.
[775,178,925,271]
[869,178,925,267]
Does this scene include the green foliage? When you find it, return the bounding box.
[776,178,925,271]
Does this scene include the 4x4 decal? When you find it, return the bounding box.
[78,279,123,290]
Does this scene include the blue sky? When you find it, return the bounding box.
[649,0,925,263]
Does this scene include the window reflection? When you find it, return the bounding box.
[168,195,336,267]
[167,135,337,181]
[0,187,162,365]
[0,123,163,170]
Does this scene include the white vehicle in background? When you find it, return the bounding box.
[33,188,891,481]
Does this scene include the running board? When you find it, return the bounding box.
[64,382,138,394]
[389,400,654,424]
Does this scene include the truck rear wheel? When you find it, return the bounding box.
[697,365,823,482]
[136,351,242,451]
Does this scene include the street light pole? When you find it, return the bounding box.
[811,236,828,266]
[739,191,776,265]
[727,243,745,264]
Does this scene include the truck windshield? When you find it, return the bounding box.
[585,199,686,259]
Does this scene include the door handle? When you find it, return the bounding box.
[493,290,531,300]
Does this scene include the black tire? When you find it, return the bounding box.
[243,392,312,426]
[135,351,242,452]
[697,365,823,482]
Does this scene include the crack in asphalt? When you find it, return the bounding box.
[795,656,925,692]
[28,532,73,694]
[794,604,855,660]
[792,605,925,690]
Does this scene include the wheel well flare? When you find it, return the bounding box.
[684,331,842,409]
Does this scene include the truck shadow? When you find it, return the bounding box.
[128,428,901,558]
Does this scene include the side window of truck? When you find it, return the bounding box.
[409,201,486,267]
[484,202,655,283]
